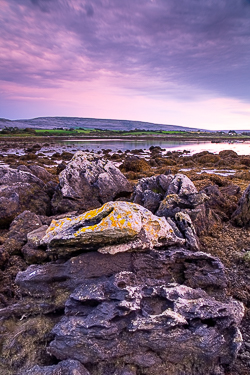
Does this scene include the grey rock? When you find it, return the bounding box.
[3,246,234,375]
[51,151,133,214]
[0,166,44,187]
[132,174,173,213]
[17,164,55,184]
[175,212,200,251]
[166,173,198,196]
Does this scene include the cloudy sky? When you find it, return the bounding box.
[1,0,250,130]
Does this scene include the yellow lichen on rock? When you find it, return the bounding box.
[41,201,184,255]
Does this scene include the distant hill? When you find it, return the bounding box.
[0,116,207,132]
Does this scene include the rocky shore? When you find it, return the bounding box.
[1,145,250,374]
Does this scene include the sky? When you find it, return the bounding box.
[0,0,250,130]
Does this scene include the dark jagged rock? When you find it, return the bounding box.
[0,166,51,227]
[51,151,133,214]
[48,271,243,375]
[175,211,200,251]
[23,359,90,375]
[13,248,226,317]
[232,184,250,227]
[0,211,42,266]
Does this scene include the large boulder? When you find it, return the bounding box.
[0,166,51,227]
[41,201,184,256]
[51,151,133,214]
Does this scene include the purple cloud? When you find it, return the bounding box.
[0,0,250,104]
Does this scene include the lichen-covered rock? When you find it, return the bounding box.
[0,166,51,227]
[41,201,184,256]
[51,151,133,214]
[48,271,244,375]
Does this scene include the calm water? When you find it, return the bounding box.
[57,139,250,155]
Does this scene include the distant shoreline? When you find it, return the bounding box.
[0,134,250,143]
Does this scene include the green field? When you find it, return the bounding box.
[0,126,249,139]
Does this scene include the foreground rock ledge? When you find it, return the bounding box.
[13,245,244,375]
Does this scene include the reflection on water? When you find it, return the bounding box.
[56,139,250,155]
[58,139,192,152]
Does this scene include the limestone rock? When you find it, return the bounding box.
[8,247,235,374]
[166,173,198,195]
[41,201,184,256]
[132,174,173,213]
[175,212,200,251]
[17,164,56,184]
[51,151,133,214]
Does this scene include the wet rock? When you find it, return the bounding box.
[51,151,133,214]
[0,211,42,266]
[0,166,51,227]
[48,271,244,375]
[41,201,184,256]
[232,184,250,227]
[23,359,90,375]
